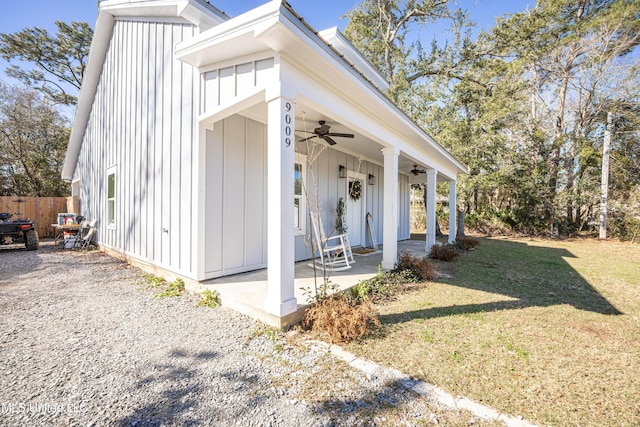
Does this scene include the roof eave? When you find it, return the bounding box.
[274,4,468,175]
[62,0,227,181]
[177,2,467,176]
[62,9,114,182]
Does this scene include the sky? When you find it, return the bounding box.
[0,0,533,35]
[0,0,533,89]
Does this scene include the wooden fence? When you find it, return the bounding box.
[0,197,71,238]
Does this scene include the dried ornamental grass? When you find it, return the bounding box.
[302,294,379,343]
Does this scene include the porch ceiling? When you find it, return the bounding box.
[229,101,452,181]
[294,109,384,167]
[293,107,452,181]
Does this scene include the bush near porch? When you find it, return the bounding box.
[341,237,640,427]
[301,251,438,343]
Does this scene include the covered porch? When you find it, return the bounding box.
[175,1,466,325]
[199,239,431,327]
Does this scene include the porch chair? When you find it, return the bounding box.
[309,211,354,271]
[74,219,97,248]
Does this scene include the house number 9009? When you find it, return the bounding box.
[284,102,292,147]
[284,115,291,146]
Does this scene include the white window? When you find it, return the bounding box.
[106,166,116,228]
[294,154,307,235]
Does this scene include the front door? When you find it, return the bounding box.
[347,173,366,247]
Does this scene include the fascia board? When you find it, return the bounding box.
[317,27,389,92]
[175,1,281,67]
[62,10,114,181]
[99,0,226,26]
[178,0,227,30]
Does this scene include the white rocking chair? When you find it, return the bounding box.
[309,211,354,271]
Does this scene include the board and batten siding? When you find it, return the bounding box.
[201,57,274,113]
[204,115,267,278]
[74,19,200,278]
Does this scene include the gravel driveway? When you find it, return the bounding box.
[0,242,483,427]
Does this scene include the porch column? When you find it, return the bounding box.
[448,180,457,243]
[382,146,399,270]
[425,169,437,252]
[265,95,297,318]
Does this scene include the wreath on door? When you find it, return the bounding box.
[349,179,362,201]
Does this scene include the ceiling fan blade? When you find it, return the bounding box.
[295,130,315,134]
[327,133,354,138]
[299,135,318,142]
[323,135,338,145]
[410,164,427,175]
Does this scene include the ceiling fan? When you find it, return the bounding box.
[297,120,354,145]
[410,165,426,175]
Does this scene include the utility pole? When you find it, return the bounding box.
[599,111,612,240]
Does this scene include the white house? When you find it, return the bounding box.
[63,0,467,326]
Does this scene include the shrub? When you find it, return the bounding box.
[301,293,379,343]
[153,278,185,298]
[608,206,640,242]
[144,274,165,288]
[347,281,370,304]
[197,289,221,308]
[348,269,418,304]
[429,243,461,262]
[464,212,483,230]
[455,236,480,251]
[395,251,437,281]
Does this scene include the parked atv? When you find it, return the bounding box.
[0,212,39,250]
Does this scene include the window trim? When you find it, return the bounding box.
[106,165,117,230]
[294,153,307,236]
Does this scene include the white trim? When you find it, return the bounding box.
[382,146,399,269]
[265,95,298,317]
[114,16,191,25]
[294,153,307,236]
[106,165,117,230]
[448,180,457,243]
[71,179,81,197]
[199,51,274,74]
[346,170,367,247]
[317,27,389,91]
[198,87,265,126]
[425,169,437,251]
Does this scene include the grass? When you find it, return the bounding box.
[345,236,640,427]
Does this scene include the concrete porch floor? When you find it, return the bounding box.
[200,239,430,327]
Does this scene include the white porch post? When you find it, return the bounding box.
[448,180,457,243]
[425,169,437,252]
[382,147,399,270]
[265,95,297,318]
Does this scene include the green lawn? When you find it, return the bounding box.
[347,237,640,426]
